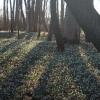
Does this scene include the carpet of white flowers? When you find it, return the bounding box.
[0,32,100,100]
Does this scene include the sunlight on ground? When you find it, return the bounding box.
[79,46,100,80]
[0,39,38,81]
[0,32,100,99]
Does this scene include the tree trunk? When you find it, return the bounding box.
[65,0,100,51]
[24,0,31,32]
[15,0,20,39]
[48,0,64,52]
[41,0,48,32]
[19,0,26,30]
[15,0,19,29]
[30,0,35,32]
[60,0,64,33]
[34,0,39,32]
[63,6,80,44]
[47,21,53,41]
[3,0,6,30]
[10,0,15,33]
[6,0,9,30]
[3,0,9,30]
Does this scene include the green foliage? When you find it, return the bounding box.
[0,33,100,100]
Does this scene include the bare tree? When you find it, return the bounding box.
[3,0,6,30]
[37,0,48,39]
[2,0,49,34]
[15,0,20,38]
[18,0,26,30]
[30,0,35,32]
[33,0,39,32]
[60,0,64,33]
[48,0,64,52]
[3,0,9,30]
[24,0,31,32]
[9,0,15,33]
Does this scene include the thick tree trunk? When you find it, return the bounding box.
[63,6,80,44]
[48,0,64,52]
[65,0,100,51]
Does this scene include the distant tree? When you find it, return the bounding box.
[15,0,20,38]
[34,0,40,32]
[18,0,26,31]
[2,0,49,34]
[37,0,48,39]
[10,0,15,33]
[24,0,31,32]
[0,15,3,30]
[41,0,48,32]
[6,0,9,30]
[60,0,64,33]
[30,0,35,32]
[3,0,6,30]
[37,0,43,38]
[24,0,45,33]
[3,0,9,30]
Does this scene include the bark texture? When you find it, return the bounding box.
[65,0,100,51]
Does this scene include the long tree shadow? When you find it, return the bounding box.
[67,44,100,100]
[0,32,26,53]
[0,32,37,66]
[0,39,15,48]
[1,41,99,100]
[32,45,88,100]
[0,32,15,39]
[0,32,34,53]
[25,32,37,40]
[0,42,56,100]
[18,32,27,39]
[32,51,58,100]
[0,39,29,66]
[25,43,100,100]
[1,40,20,53]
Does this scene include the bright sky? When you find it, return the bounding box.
[0,0,100,16]
[0,0,3,10]
[94,0,100,14]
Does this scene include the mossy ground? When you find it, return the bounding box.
[0,32,100,100]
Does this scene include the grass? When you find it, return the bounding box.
[0,32,100,100]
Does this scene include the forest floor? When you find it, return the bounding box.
[0,32,100,100]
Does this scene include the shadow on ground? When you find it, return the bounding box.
[0,34,100,100]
